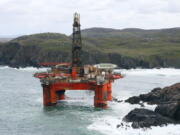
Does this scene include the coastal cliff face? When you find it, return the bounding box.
[0,27,180,68]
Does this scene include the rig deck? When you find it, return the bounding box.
[35,63,122,108]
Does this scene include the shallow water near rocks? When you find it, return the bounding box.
[0,66,180,135]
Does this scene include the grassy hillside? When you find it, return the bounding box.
[0,28,180,68]
[82,27,180,56]
[82,27,180,67]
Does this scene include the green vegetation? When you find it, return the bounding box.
[0,28,180,68]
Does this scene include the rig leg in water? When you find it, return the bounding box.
[94,84,108,108]
[107,83,112,101]
[42,85,57,106]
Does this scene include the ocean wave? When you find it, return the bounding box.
[17,67,48,72]
[117,68,180,76]
[88,119,180,135]
[0,66,48,72]
[0,66,10,69]
[88,101,180,135]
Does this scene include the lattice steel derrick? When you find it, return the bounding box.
[72,12,82,67]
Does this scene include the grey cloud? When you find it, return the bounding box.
[0,0,179,36]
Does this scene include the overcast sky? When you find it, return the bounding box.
[0,0,180,36]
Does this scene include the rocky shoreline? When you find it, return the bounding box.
[121,83,180,128]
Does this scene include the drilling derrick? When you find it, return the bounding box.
[72,13,82,67]
[34,13,123,108]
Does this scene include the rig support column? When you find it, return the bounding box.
[94,84,108,108]
[107,82,112,101]
[50,85,57,105]
[42,85,52,106]
[42,84,57,106]
[56,90,65,100]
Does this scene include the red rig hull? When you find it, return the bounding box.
[42,81,113,108]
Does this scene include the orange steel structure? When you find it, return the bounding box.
[34,13,122,108]
[35,64,122,108]
[42,80,113,108]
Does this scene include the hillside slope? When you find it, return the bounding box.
[0,28,180,68]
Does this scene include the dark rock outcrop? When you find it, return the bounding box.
[123,83,180,128]
[125,96,141,104]
[112,97,123,103]
[123,108,175,128]
[125,83,180,105]
[155,102,180,121]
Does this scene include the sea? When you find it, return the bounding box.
[0,66,180,135]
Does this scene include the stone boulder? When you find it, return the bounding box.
[123,108,175,128]
[125,83,180,105]
[155,102,180,121]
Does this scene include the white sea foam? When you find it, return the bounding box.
[88,119,180,135]
[0,66,48,72]
[1,66,180,75]
[143,102,157,111]
[0,66,10,69]
[17,67,48,72]
[118,68,180,76]
[88,101,180,135]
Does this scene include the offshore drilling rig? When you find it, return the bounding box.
[34,13,122,108]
